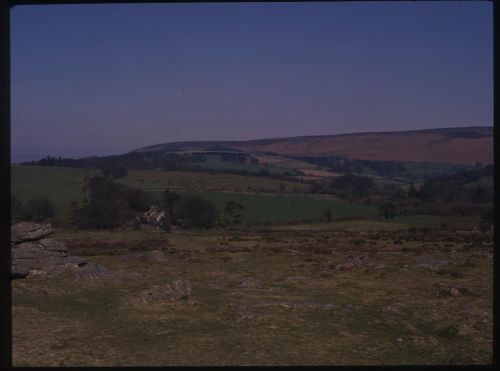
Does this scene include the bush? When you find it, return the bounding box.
[72,198,131,229]
[126,188,153,212]
[162,189,181,224]
[160,210,172,232]
[379,202,397,218]
[223,200,245,225]
[480,207,493,232]
[71,176,132,229]
[23,198,56,221]
[176,195,217,229]
[323,206,333,222]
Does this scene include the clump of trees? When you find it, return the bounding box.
[479,207,494,232]
[323,206,333,222]
[162,189,181,224]
[379,202,397,219]
[11,196,56,222]
[71,176,153,229]
[223,200,245,225]
[70,177,241,230]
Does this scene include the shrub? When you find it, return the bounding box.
[223,200,245,225]
[480,207,493,232]
[126,188,153,212]
[160,210,172,232]
[71,176,132,229]
[379,202,397,218]
[72,198,131,229]
[176,195,217,229]
[323,206,333,222]
[23,198,56,221]
[162,189,181,224]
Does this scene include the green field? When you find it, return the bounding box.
[11,165,375,224]
[11,164,483,228]
[117,169,309,193]
[11,165,100,218]
[171,191,378,225]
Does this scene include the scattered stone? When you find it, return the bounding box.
[224,304,264,322]
[428,336,440,346]
[335,254,369,271]
[239,277,263,289]
[283,275,307,282]
[417,257,449,270]
[461,256,476,267]
[137,280,192,303]
[73,262,113,279]
[121,249,167,263]
[438,287,471,297]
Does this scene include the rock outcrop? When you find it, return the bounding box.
[11,222,54,244]
[11,222,111,279]
[134,205,169,230]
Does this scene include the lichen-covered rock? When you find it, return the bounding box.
[11,222,54,244]
[11,222,110,280]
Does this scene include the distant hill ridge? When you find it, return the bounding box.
[133,126,493,166]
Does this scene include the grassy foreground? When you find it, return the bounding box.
[12,226,493,366]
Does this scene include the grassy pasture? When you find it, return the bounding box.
[11,165,99,218]
[11,165,375,224]
[11,165,483,228]
[117,169,310,193]
[172,191,378,225]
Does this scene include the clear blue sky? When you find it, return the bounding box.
[10,1,492,160]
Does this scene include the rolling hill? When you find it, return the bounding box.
[134,126,493,166]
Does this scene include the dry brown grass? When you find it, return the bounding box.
[234,132,493,165]
[12,227,493,366]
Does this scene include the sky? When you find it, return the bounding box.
[10,1,493,161]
